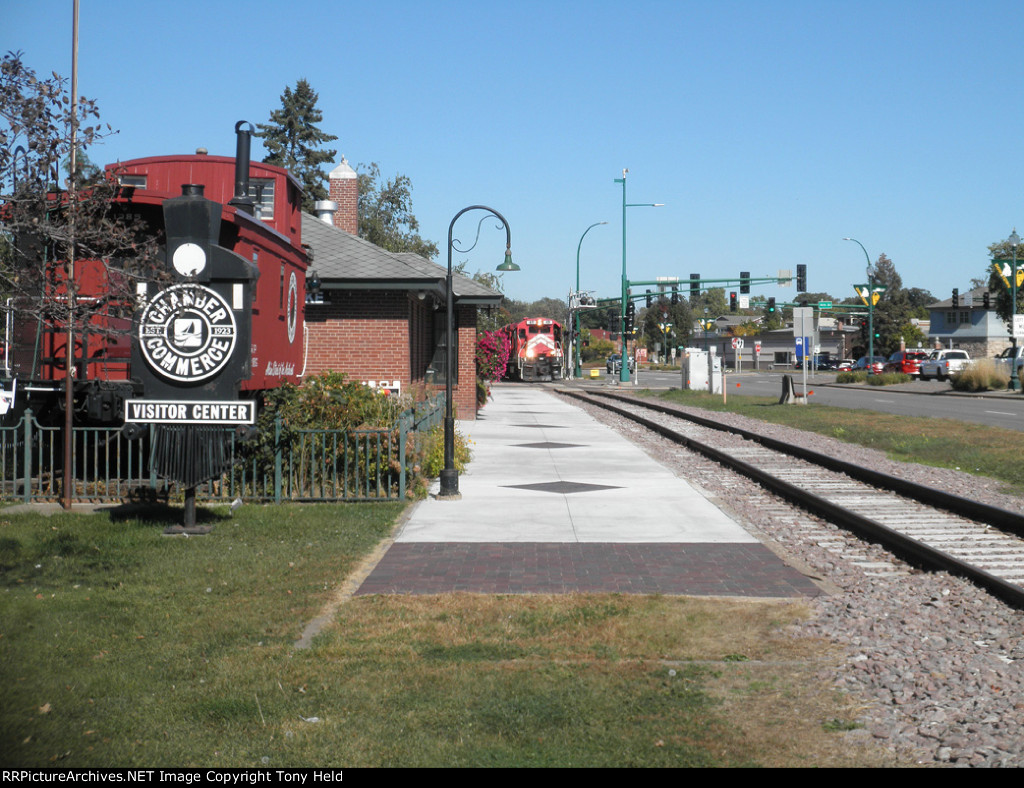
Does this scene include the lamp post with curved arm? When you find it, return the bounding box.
[1009,229,1021,392]
[439,206,519,500]
[614,169,663,383]
[574,221,607,378]
[844,237,876,369]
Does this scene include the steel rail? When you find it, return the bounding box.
[560,388,1024,611]
[577,389,1024,538]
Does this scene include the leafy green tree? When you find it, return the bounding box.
[693,287,728,317]
[987,236,1024,326]
[357,162,438,259]
[905,287,935,319]
[256,79,338,212]
[0,51,160,342]
[796,291,836,307]
[579,303,617,331]
[641,297,693,354]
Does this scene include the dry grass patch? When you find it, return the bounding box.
[284,593,911,767]
[705,660,904,767]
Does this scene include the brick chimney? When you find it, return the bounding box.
[328,157,358,235]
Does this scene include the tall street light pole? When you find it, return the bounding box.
[614,169,663,384]
[1010,230,1021,392]
[574,221,607,378]
[439,206,519,500]
[844,237,875,370]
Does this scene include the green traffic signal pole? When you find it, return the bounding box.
[575,221,607,378]
[615,169,663,384]
[844,237,875,370]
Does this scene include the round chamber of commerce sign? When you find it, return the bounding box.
[139,283,237,383]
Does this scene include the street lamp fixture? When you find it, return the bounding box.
[439,205,518,500]
[615,169,663,383]
[844,237,876,370]
[574,221,607,378]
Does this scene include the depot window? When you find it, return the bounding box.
[428,312,459,384]
[249,179,275,219]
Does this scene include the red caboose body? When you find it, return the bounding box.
[500,317,564,381]
[0,124,308,425]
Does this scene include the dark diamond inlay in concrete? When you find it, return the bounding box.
[513,442,585,450]
[502,481,621,494]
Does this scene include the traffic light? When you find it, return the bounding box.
[952,288,959,308]
[671,288,679,305]
[730,291,737,312]
[984,291,991,309]
[608,311,618,333]
[740,272,750,294]
[689,273,700,298]
[646,289,652,307]
[767,297,776,313]
[625,301,636,333]
[796,264,807,292]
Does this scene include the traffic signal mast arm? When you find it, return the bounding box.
[625,275,787,290]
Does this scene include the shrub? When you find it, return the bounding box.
[836,371,911,385]
[476,330,510,382]
[582,338,616,362]
[951,359,1009,391]
[237,372,417,495]
[867,372,912,386]
[418,424,472,478]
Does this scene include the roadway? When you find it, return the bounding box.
[577,369,1024,432]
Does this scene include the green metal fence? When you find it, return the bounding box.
[0,394,444,505]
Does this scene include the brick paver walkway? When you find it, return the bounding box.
[356,542,822,597]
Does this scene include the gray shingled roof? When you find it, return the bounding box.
[301,214,500,304]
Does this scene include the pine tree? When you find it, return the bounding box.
[256,80,337,212]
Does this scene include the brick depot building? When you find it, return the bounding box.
[300,159,500,418]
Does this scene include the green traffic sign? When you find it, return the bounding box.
[818,301,832,309]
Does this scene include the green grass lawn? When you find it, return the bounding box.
[0,502,898,768]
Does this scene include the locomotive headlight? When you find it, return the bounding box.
[527,349,535,359]
[172,243,207,277]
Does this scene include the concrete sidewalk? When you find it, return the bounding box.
[356,385,821,598]
[397,385,755,544]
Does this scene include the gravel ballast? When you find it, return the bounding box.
[567,391,1024,767]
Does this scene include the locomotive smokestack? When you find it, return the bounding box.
[228,120,255,215]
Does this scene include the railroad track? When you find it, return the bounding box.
[560,388,1024,610]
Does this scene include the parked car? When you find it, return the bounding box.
[994,346,1024,377]
[883,350,928,376]
[854,356,886,374]
[836,359,855,371]
[919,349,971,380]
[606,353,636,374]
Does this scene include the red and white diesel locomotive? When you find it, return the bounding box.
[500,317,565,381]
[0,123,308,426]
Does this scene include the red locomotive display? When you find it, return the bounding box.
[0,123,308,426]
[500,317,565,381]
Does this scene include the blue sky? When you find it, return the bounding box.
[7,0,1024,305]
